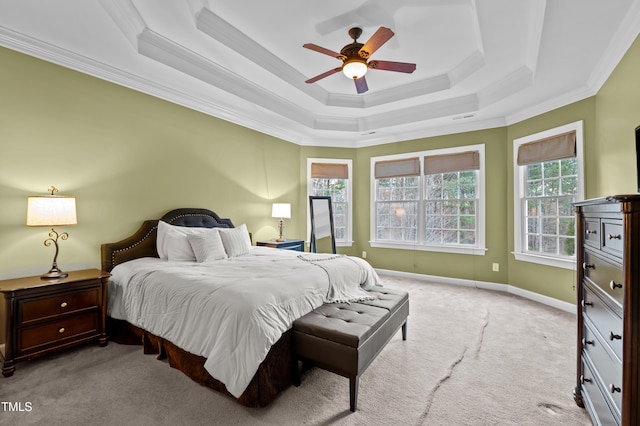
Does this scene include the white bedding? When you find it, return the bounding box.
[108,246,381,397]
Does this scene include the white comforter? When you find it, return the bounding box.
[108,247,380,397]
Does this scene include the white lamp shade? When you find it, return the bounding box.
[342,60,368,79]
[271,203,291,219]
[26,196,77,226]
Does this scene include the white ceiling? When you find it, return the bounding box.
[1,0,639,148]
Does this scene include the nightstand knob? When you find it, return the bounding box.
[60,302,68,308]
[583,262,595,270]
[609,280,622,290]
[58,327,65,334]
[580,375,591,384]
[609,332,622,341]
[610,384,621,394]
[582,338,594,346]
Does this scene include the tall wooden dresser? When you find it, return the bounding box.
[574,195,640,425]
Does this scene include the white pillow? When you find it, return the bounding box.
[156,221,219,262]
[187,230,227,262]
[219,224,252,257]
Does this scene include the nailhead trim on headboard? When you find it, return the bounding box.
[111,225,158,266]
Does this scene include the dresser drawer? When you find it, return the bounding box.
[19,287,99,325]
[18,311,99,355]
[583,285,622,362]
[581,356,620,426]
[583,250,624,312]
[601,219,623,259]
[582,322,622,415]
[584,219,601,249]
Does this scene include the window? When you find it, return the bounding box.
[370,145,486,255]
[513,121,584,269]
[307,158,352,246]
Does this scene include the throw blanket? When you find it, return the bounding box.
[108,247,382,398]
[297,253,380,303]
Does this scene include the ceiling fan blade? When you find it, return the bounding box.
[303,43,345,60]
[354,76,368,94]
[369,60,416,73]
[305,67,343,84]
[358,27,394,59]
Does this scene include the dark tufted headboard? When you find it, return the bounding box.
[100,208,234,272]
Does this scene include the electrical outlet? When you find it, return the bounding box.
[492,263,499,272]
[362,251,367,259]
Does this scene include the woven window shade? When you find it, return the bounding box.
[517,131,576,165]
[374,157,420,179]
[311,163,349,179]
[424,151,480,175]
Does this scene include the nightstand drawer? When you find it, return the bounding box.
[20,287,99,325]
[18,311,99,354]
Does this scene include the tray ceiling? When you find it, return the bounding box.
[1,0,639,147]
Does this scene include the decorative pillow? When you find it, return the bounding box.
[219,224,252,257]
[187,230,227,262]
[157,220,219,262]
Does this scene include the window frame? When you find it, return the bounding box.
[512,121,584,270]
[306,158,353,247]
[370,144,486,255]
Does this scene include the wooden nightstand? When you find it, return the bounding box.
[256,239,305,252]
[0,268,110,377]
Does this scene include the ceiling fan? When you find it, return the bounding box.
[303,26,416,94]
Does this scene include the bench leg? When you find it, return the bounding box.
[402,321,407,341]
[350,376,359,412]
[293,358,301,387]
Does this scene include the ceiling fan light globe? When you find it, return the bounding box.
[342,60,368,80]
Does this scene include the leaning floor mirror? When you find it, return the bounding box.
[309,196,336,254]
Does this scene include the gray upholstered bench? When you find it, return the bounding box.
[292,287,409,412]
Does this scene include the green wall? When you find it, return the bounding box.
[506,98,597,302]
[594,34,640,197]
[0,47,304,279]
[353,128,509,284]
[1,32,639,305]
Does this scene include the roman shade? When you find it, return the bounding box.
[374,157,420,179]
[311,162,349,179]
[423,151,480,175]
[517,131,576,166]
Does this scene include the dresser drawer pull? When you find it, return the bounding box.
[586,229,597,235]
[582,338,594,346]
[580,375,591,384]
[581,300,593,308]
[607,234,621,240]
[609,280,622,290]
[58,327,65,334]
[582,263,595,270]
[60,302,68,308]
[609,332,622,341]
[609,384,621,394]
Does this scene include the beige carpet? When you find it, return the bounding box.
[0,275,592,425]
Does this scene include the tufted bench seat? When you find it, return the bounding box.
[292,287,409,412]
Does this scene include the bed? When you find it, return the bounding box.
[101,208,380,407]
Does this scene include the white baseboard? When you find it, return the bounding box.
[375,268,576,314]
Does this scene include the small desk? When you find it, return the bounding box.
[256,239,305,252]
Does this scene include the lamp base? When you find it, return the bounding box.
[41,265,68,280]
